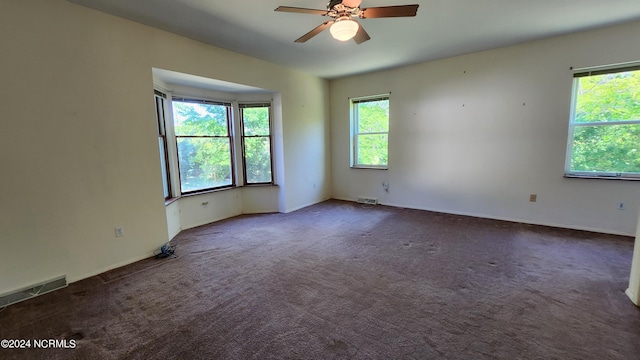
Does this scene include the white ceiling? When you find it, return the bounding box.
[69,0,640,79]
[152,68,275,94]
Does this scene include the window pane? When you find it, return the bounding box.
[173,101,229,136]
[155,97,166,135]
[242,107,270,136]
[358,100,389,133]
[155,94,171,199]
[177,138,232,192]
[575,71,640,123]
[158,137,169,198]
[357,134,388,166]
[570,124,640,173]
[244,137,272,183]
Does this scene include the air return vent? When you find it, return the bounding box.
[0,276,67,307]
[357,197,378,205]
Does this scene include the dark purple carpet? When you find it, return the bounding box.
[1,200,639,359]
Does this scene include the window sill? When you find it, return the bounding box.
[180,185,236,198]
[564,174,640,181]
[164,197,179,206]
[351,166,388,170]
[242,183,278,188]
[165,184,278,206]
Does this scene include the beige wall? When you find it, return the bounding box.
[0,0,330,294]
[2,0,638,299]
[330,20,640,236]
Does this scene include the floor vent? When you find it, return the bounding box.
[0,276,67,307]
[357,197,378,205]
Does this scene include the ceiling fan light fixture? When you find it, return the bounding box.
[329,19,359,41]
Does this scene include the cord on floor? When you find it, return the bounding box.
[154,241,177,259]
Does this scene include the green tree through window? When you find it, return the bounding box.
[352,96,389,168]
[567,67,640,176]
[240,104,273,184]
[173,100,233,192]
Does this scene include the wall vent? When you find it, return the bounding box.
[357,197,378,205]
[0,276,67,308]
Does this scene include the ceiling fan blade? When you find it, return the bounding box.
[360,4,419,19]
[342,0,362,7]
[294,21,334,43]
[353,23,370,44]
[274,6,328,16]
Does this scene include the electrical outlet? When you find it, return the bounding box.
[529,194,537,202]
[382,182,389,191]
[115,226,124,237]
[618,202,625,210]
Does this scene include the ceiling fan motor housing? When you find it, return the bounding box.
[328,0,345,10]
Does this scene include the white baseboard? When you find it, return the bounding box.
[284,197,332,214]
[67,252,155,284]
[333,197,634,237]
[626,288,639,306]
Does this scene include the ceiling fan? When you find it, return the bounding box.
[275,0,419,44]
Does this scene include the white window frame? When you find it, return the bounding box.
[350,94,390,170]
[565,63,640,180]
[239,102,274,185]
[154,87,276,200]
[172,97,236,194]
[154,90,172,200]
